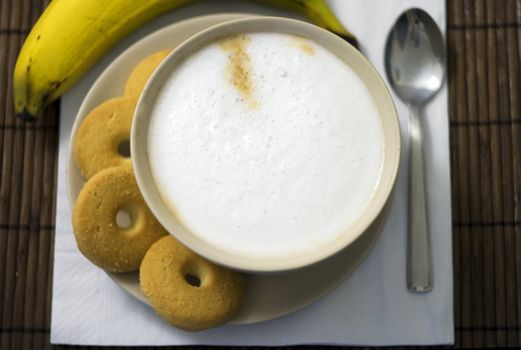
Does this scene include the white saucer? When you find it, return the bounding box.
[67,13,390,325]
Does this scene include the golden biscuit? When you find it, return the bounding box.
[140,235,246,331]
[74,97,135,179]
[124,49,171,97]
[73,165,167,272]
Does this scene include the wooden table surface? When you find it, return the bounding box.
[1,0,520,349]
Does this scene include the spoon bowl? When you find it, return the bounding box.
[385,8,445,105]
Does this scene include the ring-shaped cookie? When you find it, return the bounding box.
[74,97,135,179]
[73,165,167,272]
[124,49,171,97]
[140,235,246,331]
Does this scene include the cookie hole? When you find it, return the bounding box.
[184,273,201,288]
[116,208,132,229]
[118,140,131,158]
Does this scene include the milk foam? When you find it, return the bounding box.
[148,33,383,259]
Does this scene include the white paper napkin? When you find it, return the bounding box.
[51,0,453,346]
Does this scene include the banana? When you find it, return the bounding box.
[14,0,357,120]
[254,0,358,48]
[14,0,195,120]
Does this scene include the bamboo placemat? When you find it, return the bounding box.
[0,0,520,349]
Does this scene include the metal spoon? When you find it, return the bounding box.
[384,8,445,293]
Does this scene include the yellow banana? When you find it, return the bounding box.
[255,0,358,48]
[14,0,357,121]
[14,0,195,120]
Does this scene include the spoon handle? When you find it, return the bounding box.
[407,105,433,293]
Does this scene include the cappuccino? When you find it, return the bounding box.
[147,32,383,259]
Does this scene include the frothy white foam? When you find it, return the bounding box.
[148,33,383,259]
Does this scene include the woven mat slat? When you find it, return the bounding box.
[2,0,521,348]
[464,0,483,346]
[494,0,519,347]
[484,1,508,347]
[471,2,497,345]
[504,1,521,345]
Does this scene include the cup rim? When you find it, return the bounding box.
[131,16,401,273]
